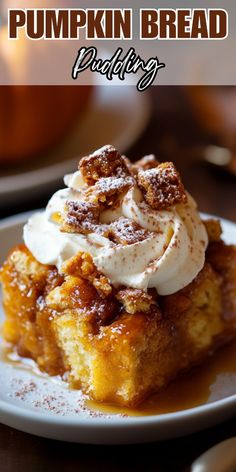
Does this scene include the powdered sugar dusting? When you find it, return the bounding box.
[108,217,150,245]
[8,375,115,418]
[0,349,125,419]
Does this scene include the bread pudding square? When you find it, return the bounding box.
[1,241,236,406]
[1,145,236,408]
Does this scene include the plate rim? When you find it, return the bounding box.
[0,212,236,430]
[0,389,236,428]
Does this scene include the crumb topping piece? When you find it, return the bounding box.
[61,201,100,234]
[116,288,157,314]
[107,217,150,245]
[203,219,222,243]
[85,176,134,209]
[137,162,187,210]
[60,146,188,245]
[46,275,116,326]
[79,145,131,185]
[61,252,112,298]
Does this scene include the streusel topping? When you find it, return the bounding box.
[80,145,131,185]
[23,145,208,296]
[137,162,187,210]
[84,175,134,208]
[62,201,100,234]
[107,217,150,246]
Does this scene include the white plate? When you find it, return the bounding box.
[0,85,151,207]
[0,212,236,445]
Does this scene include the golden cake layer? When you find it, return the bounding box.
[1,238,236,407]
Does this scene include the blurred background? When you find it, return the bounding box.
[0,84,236,222]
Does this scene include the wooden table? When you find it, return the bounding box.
[0,87,236,472]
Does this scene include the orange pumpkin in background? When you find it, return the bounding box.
[187,86,236,149]
[0,26,92,164]
[0,85,92,163]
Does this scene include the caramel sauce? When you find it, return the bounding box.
[1,346,50,379]
[88,342,236,416]
[1,346,68,385]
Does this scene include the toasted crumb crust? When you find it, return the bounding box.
[61,252,112,298]
[84,176,134,208]
[61,148,187,239]
[137,163,187,210]
[107,217,150,245]
[116,287,157,314]
[62,201,100,234]
[80,145,131,185]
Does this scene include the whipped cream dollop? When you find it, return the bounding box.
[24,169,208,296]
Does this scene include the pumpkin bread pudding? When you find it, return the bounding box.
[1,145,236,407]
